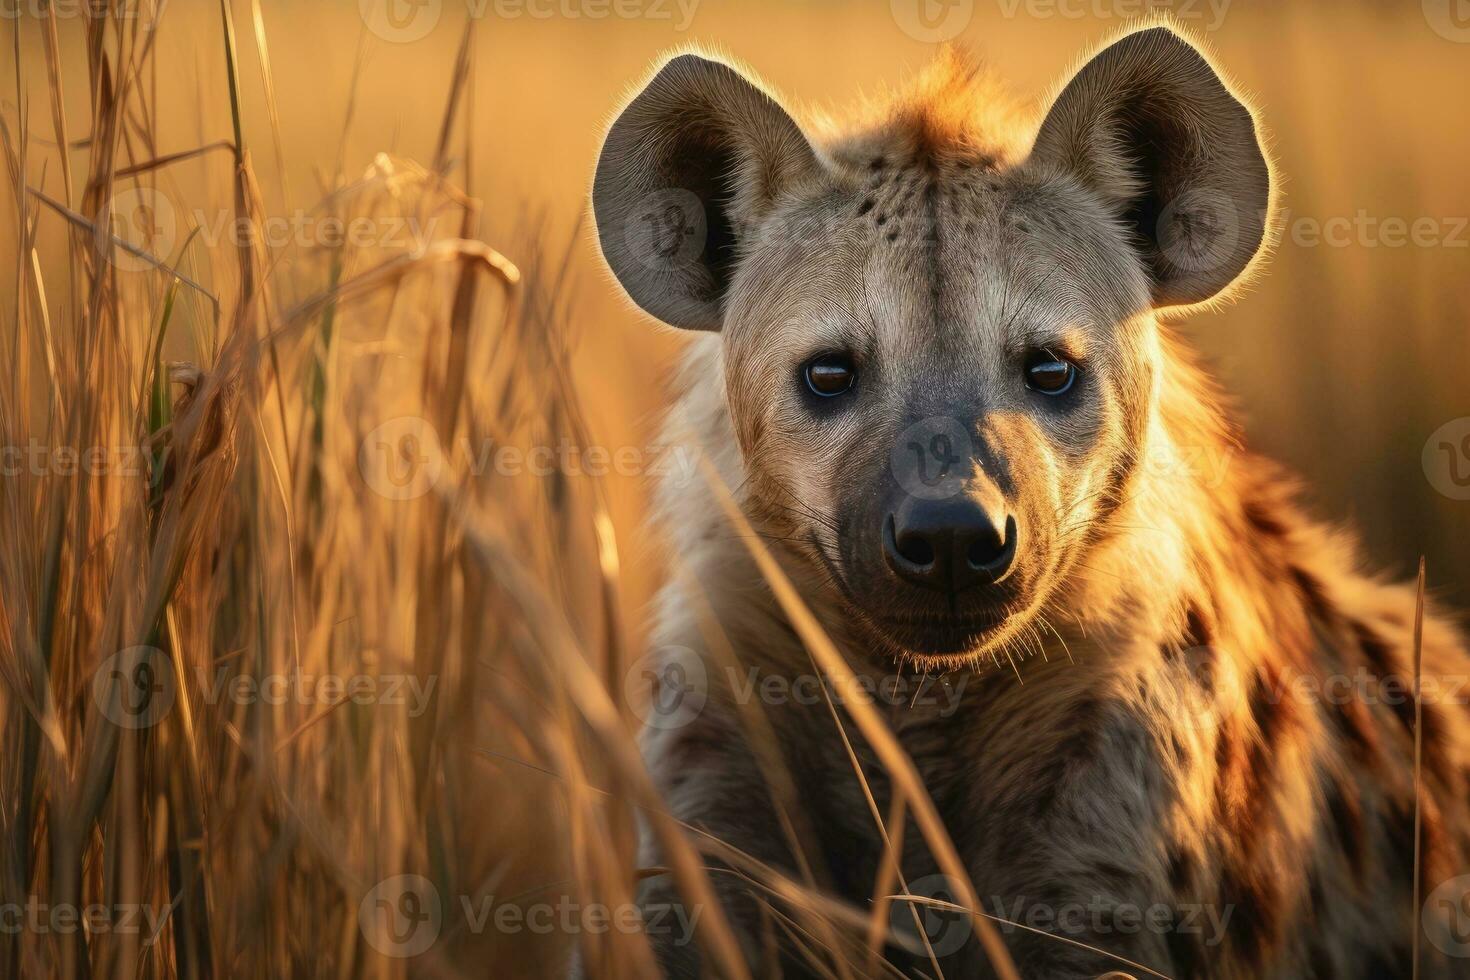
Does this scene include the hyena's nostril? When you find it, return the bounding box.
[885,499,1016,592]
[894,518,936,567]
[967,514,1017,578]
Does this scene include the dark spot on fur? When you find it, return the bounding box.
[869,156,885,170]
[1168,731,1187,765]
[1418,700,1457,788]
[1351,619,1395,676]
[1306,945,1334,979]
[1166,925,1206,979]
[875,213,887,226]
[1249,664,1292,745]
[857,198,874,216]
[1183,604,1214,648]
[1328,696,1380,765]
[1350,620,1415,736]
[1217,864,1281,967]
[1322,774,1367,878]
[1244,497,1290,539]
[1292,568,1333,623]
[1362,950,1406,979]
[1384,795,1448,892]
[886,231,898,243]
[1167,847,1195,892]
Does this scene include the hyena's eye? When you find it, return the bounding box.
[1024,349,1077,395]
[803,353,856,398]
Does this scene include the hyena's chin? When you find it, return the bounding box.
[840,603,1034,672]
[830,565,1043,666]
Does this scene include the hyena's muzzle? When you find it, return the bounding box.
[831,408,1050,660]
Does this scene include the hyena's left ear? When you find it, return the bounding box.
[593,53,824,331]
[1030,26,1271,307]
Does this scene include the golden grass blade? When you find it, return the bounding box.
[1411,555,1426,980]
[433,26,475,177]
[865,795,907,970]
[24,186,220,314]
[247,0,290,211]
[281,239,519,329]
[115,140,236,180]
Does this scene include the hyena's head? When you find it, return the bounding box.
[593,26,1271,667]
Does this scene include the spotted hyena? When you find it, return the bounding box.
[589,24,1470,979]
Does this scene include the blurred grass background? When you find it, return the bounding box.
[2,1,1467,977]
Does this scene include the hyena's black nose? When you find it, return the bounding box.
[884,496,1018,592]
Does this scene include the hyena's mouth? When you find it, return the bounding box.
[866,608,1013,658]
[809,530,1022,659]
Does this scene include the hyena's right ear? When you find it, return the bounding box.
[593,53,824,331]
[1029,27,1271,307]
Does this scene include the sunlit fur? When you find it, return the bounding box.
[596,24,1470,979]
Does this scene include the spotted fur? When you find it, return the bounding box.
[590,24,1470,979]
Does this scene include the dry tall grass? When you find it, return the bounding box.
[0,7,644,977]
